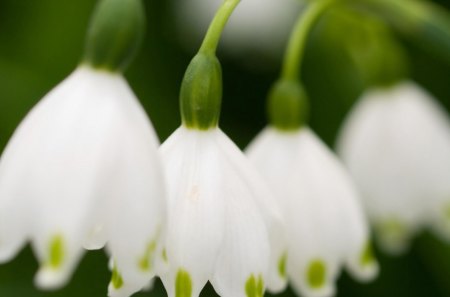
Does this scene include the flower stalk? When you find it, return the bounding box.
[268,0,335,131]
[199,0,241,55]
[281,0,335,81]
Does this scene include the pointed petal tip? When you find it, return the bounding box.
[107,279,144,297]
[0,246,21,264]
[347,241,380,282]
[290,260,337,297]
[141,278,155,292]
[0,234,26,264]
[375,221,413,256]
[347,260,380,283]
[108,283,127,297]
[298,283,336,297]
[83,242,106,251]
[360,262,380,283]
[377,236,411,256]
[265,251,288,294]
[266,279,288,294]
[34,266,70,290]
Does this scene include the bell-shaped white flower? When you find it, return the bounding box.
[247,127,379,297]
[0,0,168,294]
[161,0,286,295]
[0,65,166,293]
[159,126,286,297]
[174,0,301,59]
[336,81,450,255]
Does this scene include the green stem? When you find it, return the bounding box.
[199,0,241,55]
[281,0,335,81]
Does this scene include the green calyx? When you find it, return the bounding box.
[267,0,333,130]
[268,79,309,131]
[347,11,409,88]
[180,53,222,130]
[179,0,240,130]
[370,37,409,88]
[82,0,145,72]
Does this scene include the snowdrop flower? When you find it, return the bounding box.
[159,1,286,296]
[174,0,302,59]
[247,126,378,297]
[160,126,285,297]
[247,1,377,296]
[336,81,450,255]
[0,0,166,295]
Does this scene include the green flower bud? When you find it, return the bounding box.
[268,79,309,131]
[82,0,145,72]
[180,54,223,130]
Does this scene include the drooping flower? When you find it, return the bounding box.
[247,126,378,297]
[245,1,378,295]
[0,0,166,295]
[158,0,286,296]
[174,0,301,59]
[160,126,285,297]
[336,81,450,255]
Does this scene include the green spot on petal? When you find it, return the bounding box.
[378,219,406,238]
[176,269,192,297]
[111,263,124,289]
[162,248,168,263]
[360,241,376,267]
[138,240,157,271]
[376,218,409,252]
[48,235,65,269]
[307,259,326,289]
[245,274,264,297]
[278,252,287,279]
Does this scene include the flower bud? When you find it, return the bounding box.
[83,0,145,72]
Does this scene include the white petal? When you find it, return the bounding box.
[210,131,271,297]
[83,224,107,251]
[102,77,166,296]
[0,190,28,262]
[159,128,226,297]
[217,129,287,293]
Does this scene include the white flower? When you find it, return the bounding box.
[247,127,378,297]
[174,0,301,59]
[336,81,450,255]
[159,126,286,297]
[0,65,166,294]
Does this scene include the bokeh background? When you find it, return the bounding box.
[0,0,449,296]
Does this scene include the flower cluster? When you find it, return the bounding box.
[0,0,449,297]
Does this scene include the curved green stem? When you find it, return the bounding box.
[199,0,241,55]
[281,0,335,81]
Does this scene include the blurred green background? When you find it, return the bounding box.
[0,0,449,296]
